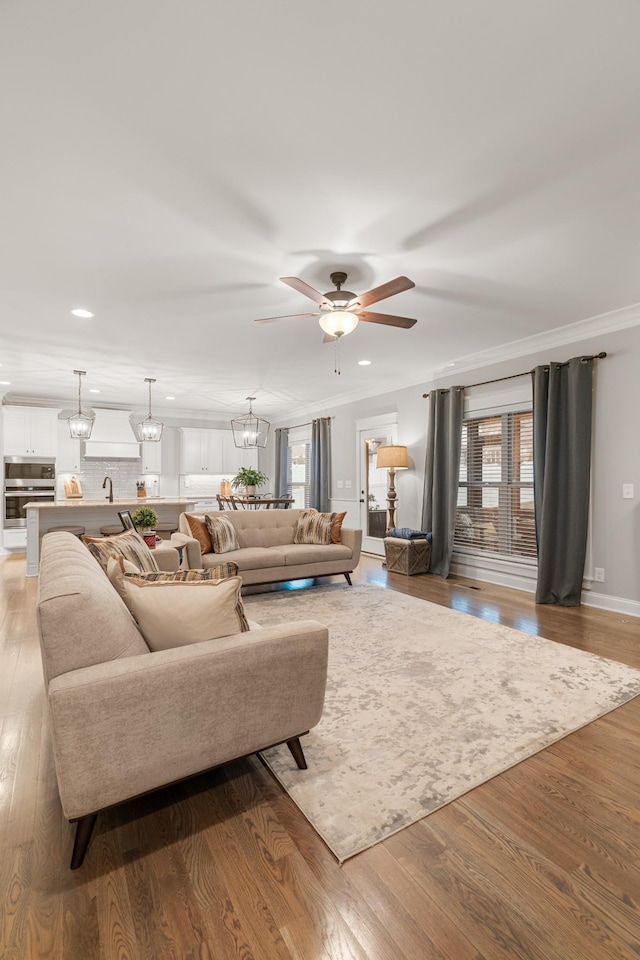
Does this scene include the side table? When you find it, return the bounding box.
[383,537,431,576]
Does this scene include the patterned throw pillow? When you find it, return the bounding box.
[125,561,239,582]
[82,529,159,573]
[204,514,239,554]
[294,509,335,545]
[184,513,213,555]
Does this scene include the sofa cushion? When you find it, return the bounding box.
[184,513,213,555]
[116,574,250,651]
[294,510,334,545]
[202,546,287,572]
[204,514,239,554]
[280,543,353,565]
[38,532,149,683]
[216,510,304,549]
[81,529,159,573]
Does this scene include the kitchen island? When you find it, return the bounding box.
[25,498,201,576]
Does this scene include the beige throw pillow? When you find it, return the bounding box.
[82,529,159,573]
[204,514,239,554]
[112,570,249,651]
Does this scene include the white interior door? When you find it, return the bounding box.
[356,415,398,556]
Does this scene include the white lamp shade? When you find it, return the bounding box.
[376,445,409,469]
[318,310,359,338]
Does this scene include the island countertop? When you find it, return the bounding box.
[24,497,194,509]
[24,497,204,576]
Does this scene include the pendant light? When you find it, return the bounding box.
[134,378,164,442]
[68,369,95,439]
[231,396,270,449]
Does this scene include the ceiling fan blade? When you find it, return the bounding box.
[255,311,319,323]
[280,276,333,307]
[357,311,417,329]
[348,276,415,309]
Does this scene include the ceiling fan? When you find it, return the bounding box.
[255,271,417,341]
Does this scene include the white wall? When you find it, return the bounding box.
[266,323,640,614]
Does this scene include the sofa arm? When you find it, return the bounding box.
[340,527,362,566]
[48,620,329,820]
[170,532,202,568]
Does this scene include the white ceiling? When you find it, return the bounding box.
[2,0,640,419]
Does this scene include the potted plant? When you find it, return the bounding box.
[131,506,158,549]
[231,466,269,496]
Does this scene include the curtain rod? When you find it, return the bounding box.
[421,352,607,398]
[278,416,334,431]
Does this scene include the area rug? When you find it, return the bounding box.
[244,583,640,863]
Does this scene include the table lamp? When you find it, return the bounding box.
[376,445,409,531]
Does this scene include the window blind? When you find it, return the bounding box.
[454,411,536,562]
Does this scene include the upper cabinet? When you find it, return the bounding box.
[180,428,223,473]
[4,406,59,457]
[180,428,259,475]
[56,422,81,473]
[141,440,162,474]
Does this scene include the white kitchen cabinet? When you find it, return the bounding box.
[56,423,82,473]
[180,428,223,473]
[141,440,162,474]
[4,406,59,457]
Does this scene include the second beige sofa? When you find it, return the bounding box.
[174,508,362,587]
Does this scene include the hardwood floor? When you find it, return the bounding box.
[1,551,640,959]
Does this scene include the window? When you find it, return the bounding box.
[288,436,311,508]
[454,411,536,561]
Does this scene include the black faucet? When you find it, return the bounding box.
[102,476,113,503]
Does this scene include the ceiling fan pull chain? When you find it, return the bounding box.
[334,339,341,375]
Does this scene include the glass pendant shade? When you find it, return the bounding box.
[134,378,164,442]
[231,397,270,449]
[318,310,359,338]
[68,370,94,439]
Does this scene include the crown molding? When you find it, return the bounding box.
[431,301,640,380]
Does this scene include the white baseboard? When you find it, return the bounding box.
[451,559,640,620]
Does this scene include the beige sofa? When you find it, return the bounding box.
[175,508,362,586]
[37,532,329,868]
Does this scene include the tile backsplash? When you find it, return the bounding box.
[57,458,159,499]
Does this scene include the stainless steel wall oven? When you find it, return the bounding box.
[4,457,56,527]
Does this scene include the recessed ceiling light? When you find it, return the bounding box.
[0,380,11,385]
[358,359,372,366]
[165,395,175,400]
[89,388,100,393]
[71,308,94,318]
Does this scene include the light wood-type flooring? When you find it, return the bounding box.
[1,550,640,959]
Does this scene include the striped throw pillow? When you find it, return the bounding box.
[82,529,159,573]
[204,514,239,554]
[294,509,335,545]
[125,562,239,582]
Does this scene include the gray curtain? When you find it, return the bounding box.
[273,427,289,497]
[533,356,594,606]
[310,417,331,512]
[422,387,464,577]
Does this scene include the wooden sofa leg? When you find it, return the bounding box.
[70,813,98,869]
[286,737,308,769]
[344,572,353,586]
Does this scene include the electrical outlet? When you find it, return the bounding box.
[345,480,352,488]
[337,480,344,489]
[623,483,634,499]
[594,567,605,582]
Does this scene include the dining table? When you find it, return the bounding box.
[224,495,294,510]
